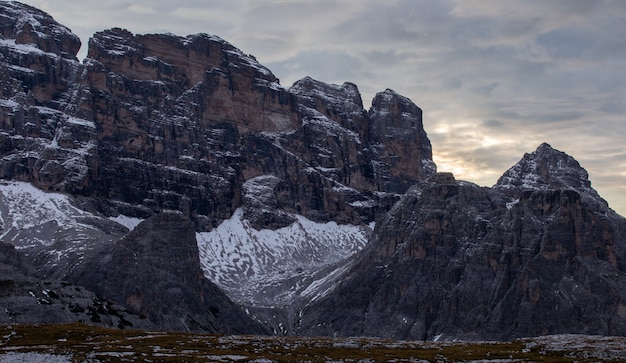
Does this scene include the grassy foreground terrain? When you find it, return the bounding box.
[1,323,626,362]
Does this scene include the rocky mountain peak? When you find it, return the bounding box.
[0,1,80,60]
[368,88,436,192]
[495,142,597,196]
[290,76,364,111]
[87,28,278,87]
[370,88,421,115]
[300,142,626,341]
[0,0,437,229]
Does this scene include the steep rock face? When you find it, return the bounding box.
[243,78,436,226]
[0,1,79,107]
[74,28,301,226]
[67,212,267,334]
[0,2,90,196]
[290,76,367,140]
[288,78,435,195]
[85,28,297,132]
[0,3,436,231]
[299,144,626,341]
[76,27,436,228]
[369,89,436,192]
[0,2,434,230]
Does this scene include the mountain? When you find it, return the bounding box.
[0,3,434,229]
[2,2,626,341]
[0,1,433,332]
[298,143,626,340]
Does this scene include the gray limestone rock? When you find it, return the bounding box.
[0,3,435,231]
[299,145,626,341]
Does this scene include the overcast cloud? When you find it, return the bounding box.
[15,0,626,215]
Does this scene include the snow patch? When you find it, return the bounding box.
[254,78,283,92]
[66,116,95,128]
[506,199,519,210]
[349,200,375,208]
[0,99,20,109]
[197,208,370,307]
[0,38,57,58]
[108,215,143,231]
[0,352,72,363]
[0,180,85,237]
[0,180,133,269]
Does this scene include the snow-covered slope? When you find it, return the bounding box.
[0,179,370,310]
[197,208,371,307]
[0,180,128,277]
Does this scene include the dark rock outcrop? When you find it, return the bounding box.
[299,144,626,341]
[67,212,267,334]
[0,242,152,328]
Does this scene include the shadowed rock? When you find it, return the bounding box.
[299,145,626,341]
[0,242,152,329]
[67,212,267,334]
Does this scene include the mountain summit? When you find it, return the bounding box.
[299,144,626,340]
[496,143,599,196]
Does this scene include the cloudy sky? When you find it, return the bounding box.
[16,0,626,215]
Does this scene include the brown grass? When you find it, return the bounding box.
[0,323,624,362]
